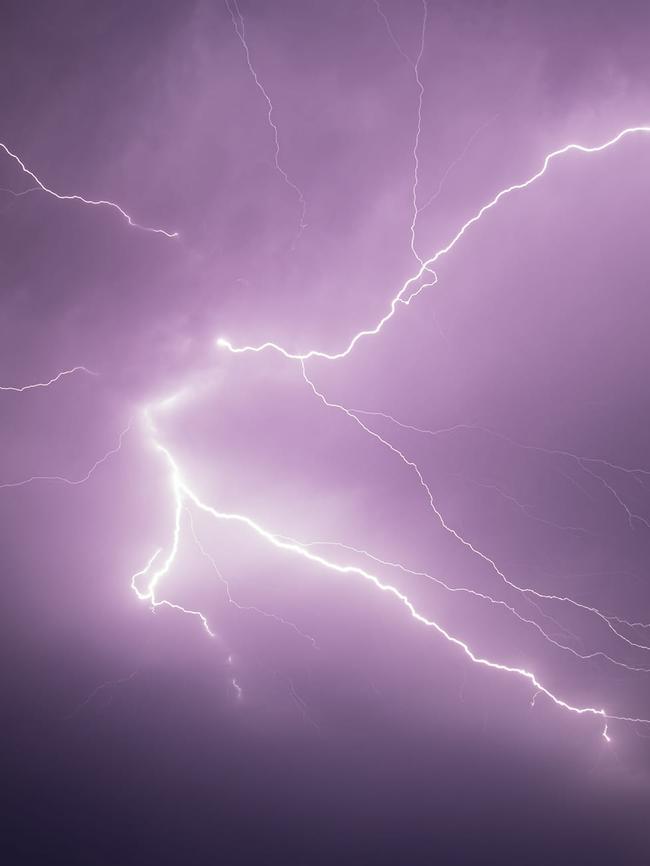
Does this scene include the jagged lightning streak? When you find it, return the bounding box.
[283,536,650,675]
[406,0,429,269]
[374,0,430,267]
[348,408,650,653]
[209,122,650,744]
[187,510,319,648]
[373,0,412,64]
[351,411,650,491]
[225,0,307,241]
[0,421,132,490]
[226,655,244,700]
[66,669,140,719]
[0,141,178,237]
[419,113,499,212]
[1,362,131,503]
[131,430,650,741]
[287,676,320,731]
[130,503,215,638]
[0,365,96,392]
[134,389,650,703]
[0,184,39,202]
[217,123,650,360]
[215,119,650,691]
[458,475,594,537]
[299,363,650,670]
[131,419,317,645]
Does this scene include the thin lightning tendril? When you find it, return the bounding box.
[299,364,650,667]
[373,1,438,316]
[0,421,132,490]
[187,510,319,649]
[66,669,140,719]
[349,409,650,648]
[0,365,96,392]
[0,141,178,237]
[225,0,307,241]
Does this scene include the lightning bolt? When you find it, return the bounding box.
[456,475,594,537]
[208,122,650,742]
[66,669,140,719]
[348,408,650,646]
[0,141,178,237]
[226,655,243,700]
[299,363,650,667]
[9,54,645,744]
[130,505,216,637]
[287,536,650,675]
[287,676,320,731]
[11,7,650,755]
[374,0,429,267]
[351,409,650,499]
[0,361,130,490]
[187,510,319,649]
[131,421,650,742]
[0,365,96,392]
[231,671,243,699]
[225,0,307,242]
[217,123,650,361]
[0,421,132,490]
[419,112,499,213]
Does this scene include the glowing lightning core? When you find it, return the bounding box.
[217,123,650,361]
[207,120,650,742]
[9,11,649,753]
[131,430,650,741]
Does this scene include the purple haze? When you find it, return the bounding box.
[2,1,650,862]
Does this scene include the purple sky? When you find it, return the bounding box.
[3,1,650,862]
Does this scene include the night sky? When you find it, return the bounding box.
[3,1,650,863]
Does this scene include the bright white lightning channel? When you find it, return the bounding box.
[207,121,650,740]
[217,124,650,361]
[131,427,650,742]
